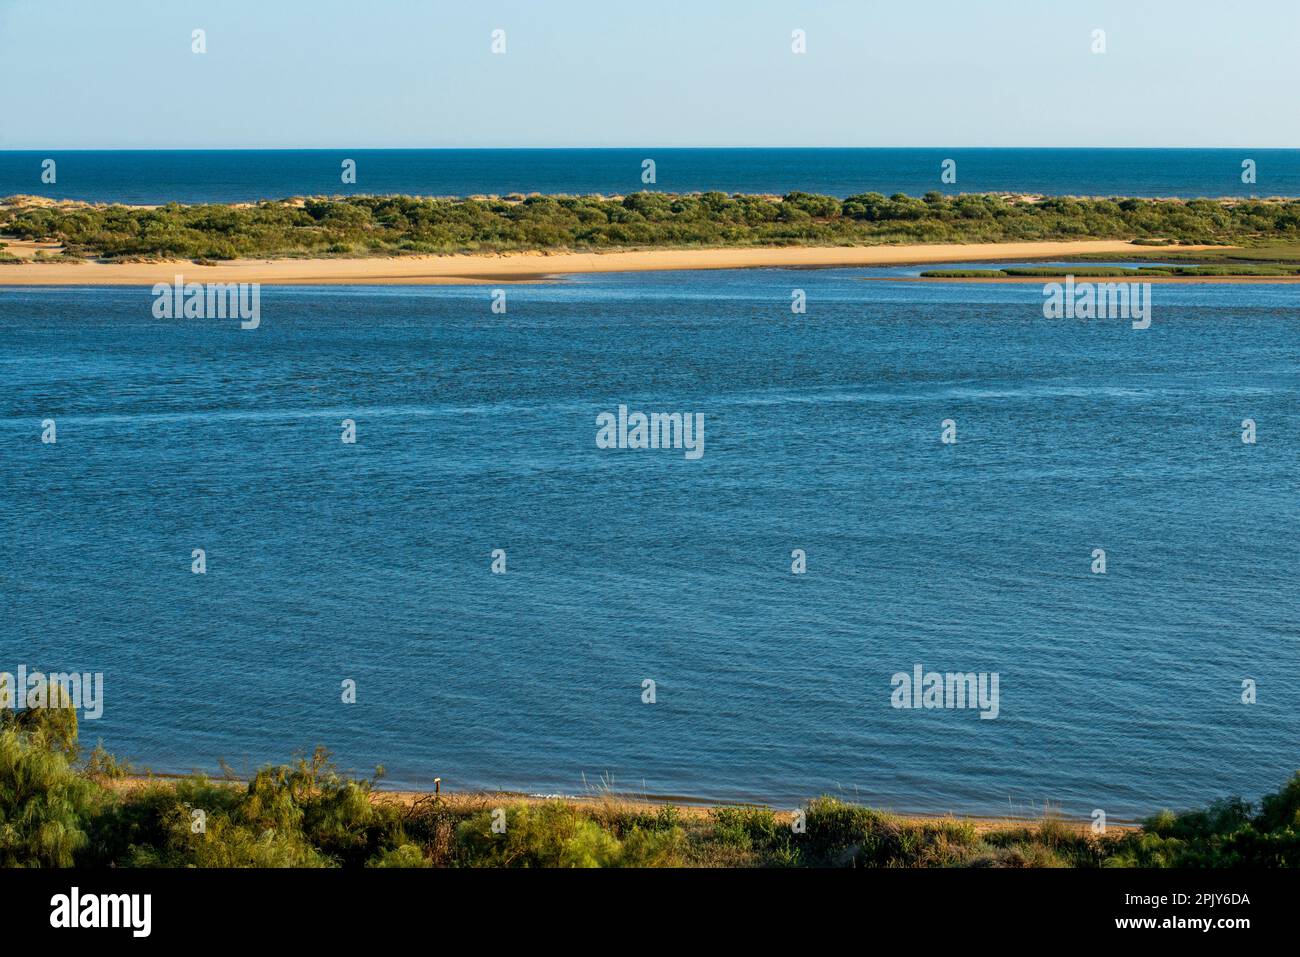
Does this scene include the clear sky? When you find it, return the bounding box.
[1,0,1295,149]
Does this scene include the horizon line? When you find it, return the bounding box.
[4,145,1300,153]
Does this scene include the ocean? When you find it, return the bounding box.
[3,148,1300,204]
[2,267,1297,818]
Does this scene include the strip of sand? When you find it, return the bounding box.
[0,240,1225,286]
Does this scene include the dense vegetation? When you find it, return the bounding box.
[3,697,1297,867]
[3,192,1300,262]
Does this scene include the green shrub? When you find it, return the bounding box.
[366,843,432,868]
[4,691,1299,869]
[710,806,782,851]
[0,729,100,867]
[455,803,684,867]
[4,193,1299,262]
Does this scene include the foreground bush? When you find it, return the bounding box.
[0,700,1296,867]
[0,729,101,867]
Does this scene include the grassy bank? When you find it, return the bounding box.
[1074,240,1300,267]
[3,192,1300,263]
[3,700,1298,867]
[921,264,1300,279]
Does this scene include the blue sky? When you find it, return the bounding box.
[1,0,1295,149]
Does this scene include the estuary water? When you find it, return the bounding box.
[1,269,1297,817]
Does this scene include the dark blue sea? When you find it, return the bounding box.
[3,148,1299,204]
[2,268,1297,818]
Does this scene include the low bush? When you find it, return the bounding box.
[0,695,1296,868]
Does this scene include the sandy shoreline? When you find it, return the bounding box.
[0,239,1224,286]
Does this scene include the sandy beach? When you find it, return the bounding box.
[0,239,1226,286]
